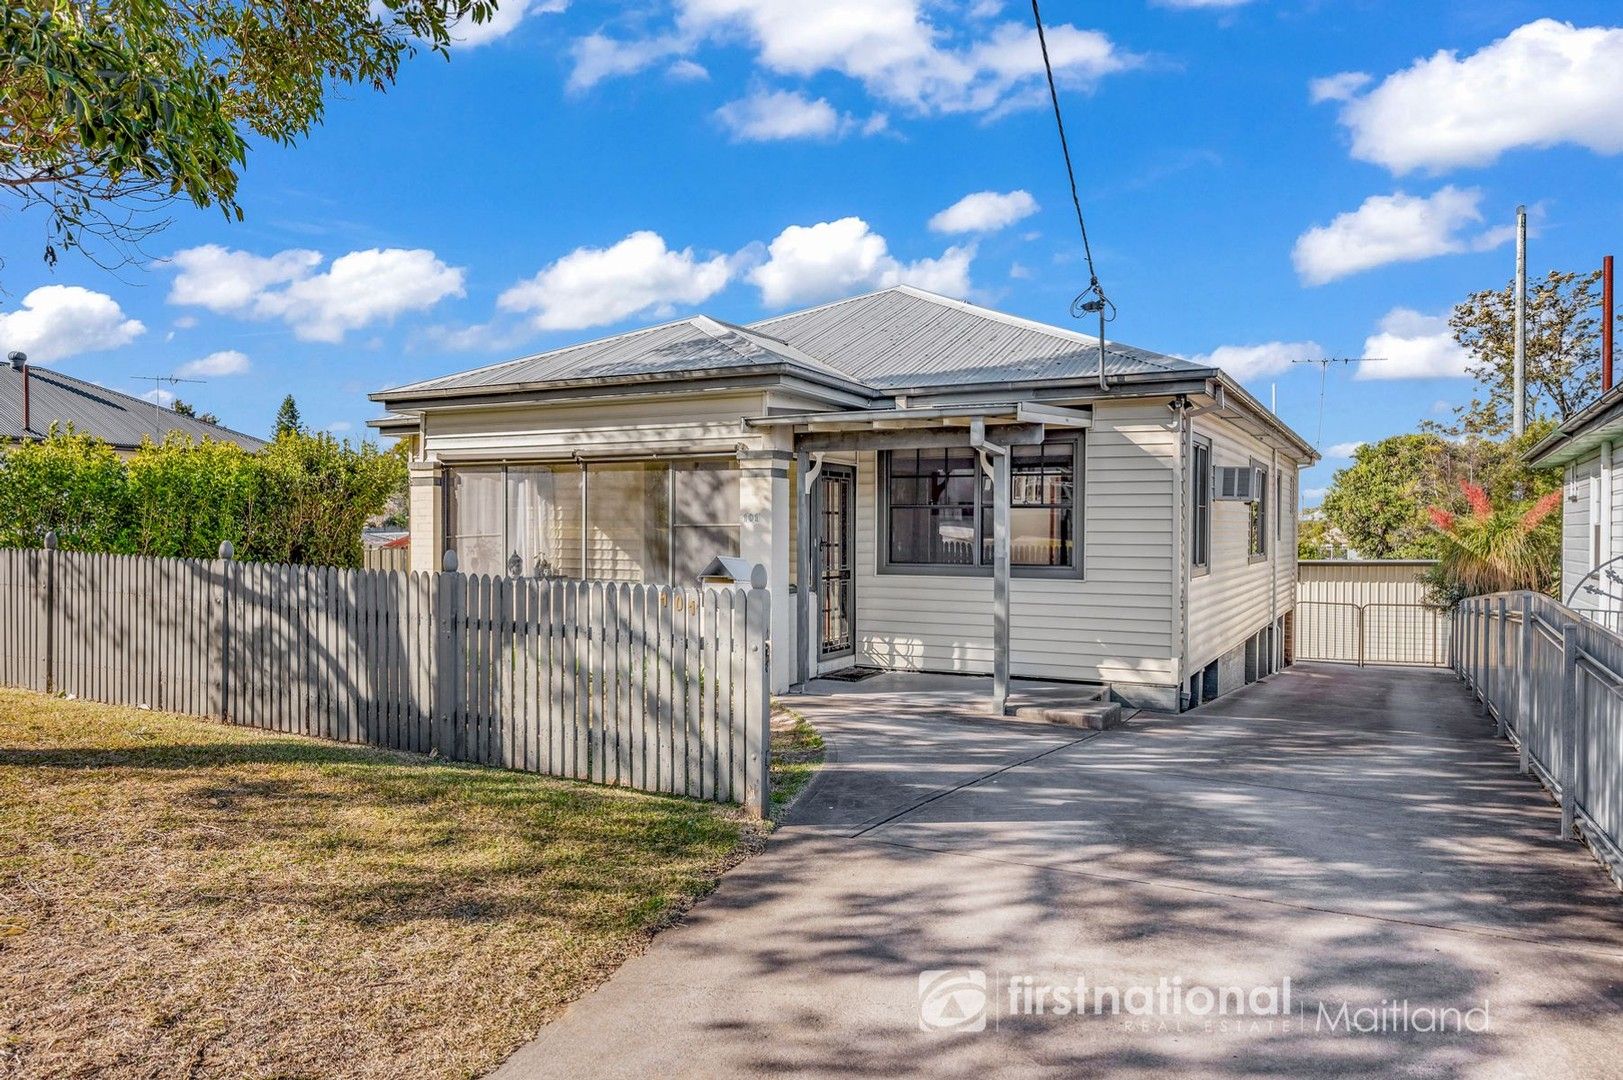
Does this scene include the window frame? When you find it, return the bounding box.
[877,434,1085,580]
[1247,458,1269,562]
[1190,435,1212,576]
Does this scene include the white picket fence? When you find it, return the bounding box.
[0,544,772,814]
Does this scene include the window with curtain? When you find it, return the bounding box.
[882,436,1081,574]
[445,459,741,583]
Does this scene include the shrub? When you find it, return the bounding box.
[0,429,406,567]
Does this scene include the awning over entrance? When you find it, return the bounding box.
[746,401,1091,715]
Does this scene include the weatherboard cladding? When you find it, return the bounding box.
[381,286,1207,399]
[0,365,267,450]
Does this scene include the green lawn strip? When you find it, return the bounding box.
[0,688,762,1079]
[769,702,826,816]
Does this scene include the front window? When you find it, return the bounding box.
[446,459,740,582]
[883,437,1081,574]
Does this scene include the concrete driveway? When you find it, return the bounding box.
[491,663,1623,1079]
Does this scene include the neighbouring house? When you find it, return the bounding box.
[0,354,267,455]
[371,286,1316,710]
[1526,384,1623,623]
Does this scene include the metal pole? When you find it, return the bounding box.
[1559,624,1579,839]
[1604,255,1615,393]
[1494,596,1507,733]
[1513,205,1528,437]
[1517,593,1533,739]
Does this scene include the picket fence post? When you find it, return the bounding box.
[743,564,771,818]
[41,531,57,693]
[433,550,464,758]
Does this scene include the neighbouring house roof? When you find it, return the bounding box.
[372,285,1314,459]
[1525,384,1623,467]
[0,364,268,451]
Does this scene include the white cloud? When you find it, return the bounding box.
[498,231,734,330]
[326,421,354,433]
[449,0,567,47]
[1291,186,1506,286]
[748,216,973,307]
[929,189,1039,233]
[1324,440,1365,459]
[1009,262,1032,280]
[0,285,145,364]
[176,350,251,378]
[571,2,1139,116]
[1358,309,1472,380]
[168,245,465,343]
[667,58,710,80]
[1302,486,1327,502]
[1309,71,1370,104]
[1329,20,1623,173]
[141,388,177,407]
[715,89,843,140]
[1189,340,1323,381]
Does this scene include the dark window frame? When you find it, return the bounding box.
[1190,435,1212,575]
[877,434,1085,580]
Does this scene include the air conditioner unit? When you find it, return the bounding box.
[1214,466,1257,501]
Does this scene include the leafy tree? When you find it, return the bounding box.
[1434,269,1623,437]
[274,395,303,437]
[247,434,406,565]
[2,0,497,275]
[1422,481,1562,606]
[126,435,259,557]
[171,399,220,425]
[0,426,133,549]
[1319,427,1561,560]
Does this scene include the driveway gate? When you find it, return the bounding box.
[1294,560,1452,667]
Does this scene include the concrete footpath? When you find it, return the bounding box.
[490,664,1623,1079]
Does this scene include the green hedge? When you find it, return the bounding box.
[0,428,406,567]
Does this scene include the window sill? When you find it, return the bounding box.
[878,563,1084,581]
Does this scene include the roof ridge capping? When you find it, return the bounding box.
[751,284,1194,372]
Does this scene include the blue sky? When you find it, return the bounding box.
[3,1,1622,503]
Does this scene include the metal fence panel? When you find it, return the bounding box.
[1455,591,1623,890]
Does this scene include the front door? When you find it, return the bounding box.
[817,465,855,660]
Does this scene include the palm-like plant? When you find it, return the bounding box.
[1423,480,1562,605]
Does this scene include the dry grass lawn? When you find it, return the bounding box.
[0,688,766,1079]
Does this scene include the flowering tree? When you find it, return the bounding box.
[1423,480,1562,607]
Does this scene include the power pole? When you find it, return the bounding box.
[1513,205,1528,436]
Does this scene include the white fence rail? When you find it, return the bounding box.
[0,543,771,815]
[1455,591,1623,887]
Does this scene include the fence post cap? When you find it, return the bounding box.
[217,540,235,560]
[749,563,768,590]
[43,530,57,550]
[442,550,458,573]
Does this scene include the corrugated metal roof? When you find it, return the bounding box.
[752,286,1205,389]
[384,315,859,396]
[0,365,268,450]
[376,286,1209,400]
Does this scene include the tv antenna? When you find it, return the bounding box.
[1291,357,1390,448]
[130,374,204,433]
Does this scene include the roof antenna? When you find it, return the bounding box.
[131,374,205,434]
[1032,0,1115,392]
[1290,357,1389,448]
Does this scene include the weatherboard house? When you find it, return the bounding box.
[372,286,1315,710]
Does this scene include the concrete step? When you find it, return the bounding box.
[1010,699,1124,730]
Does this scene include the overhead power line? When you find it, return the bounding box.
[1030,0,1115,389]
